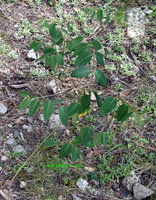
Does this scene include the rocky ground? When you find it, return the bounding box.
[0,0,156,200]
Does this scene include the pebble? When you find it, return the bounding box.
[13,130,20,138]
[0,102,8,114]
[76,178,88,192]
[6,138,17,147]
[13,145,26,153]
[133,183,154,200]
[20,181,27,189]
[46,80,57,94]
[1,155,8,161]
[27,49,36,60]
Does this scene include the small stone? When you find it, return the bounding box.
[133,183,154,200]
[0,102,7,114]
[58,195,64,200]
[1,155,8,161]
[20,181,26,189]
[72,194,82,200]
[46,80,57,94]
[13,145,26,153]
[13,130,20,138]
[19,132,25,141]
[91,92,96,101]
[49,114,64,129]
[23,125,28,130]
[76,178,88,192]
[27,124,33,132]
[122,171,140,191]
[6,138,17,147]
[27,49,36,60]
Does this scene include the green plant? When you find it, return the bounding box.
[19,21,134,164]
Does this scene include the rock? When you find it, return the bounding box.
[122,171,140,191]
[27,49,36,60]
[23,124,33,132]
[58,195,64,200]
[6,138,17,147]
[76,178,88,192]
[46,80,57,94]
[0,102,7,114]
[72,194,82,200]
[13,130,20,138]
[20,181,26,189]
[91,92,96,101]
[49,114,64,129]
[13,145,26,153]
[19,132,25,141]
[1,155,8,161]
[133,183,154,200]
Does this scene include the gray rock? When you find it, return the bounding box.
[72,194,82,200]
[76,178,88,192]
[27,49,36,60]
[46,80,57,94]
[0,102,7,114]
[13,145,26,153]
[19,132,26,141]
[133,183,154,200]
[20,181,26,189]
[13,130,20,138]
[49,114,64,129]
[23,124,33,132]
[122,171,140,191]
[6,138,17,147]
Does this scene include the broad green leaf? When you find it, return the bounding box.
[95,52,104,65]
[70,36,84,51]
[45,56,51,67]
[80,94,90,109]
[30,41,42,52]
[56,53,64,65]
[91,9,95,20]
[121,112,133,123]
[91,40,102,50]
[59,143,72,158]
[51,99,62,104]
[40,18,47,28]
[29,98,40,117]
[58,106,68,126]
[49,23,63,45]
[93,91,102,107]
[20,97,30,110]
[67,102,79,116]
[79,127,93,146]
[97,9,103,22]
[99,96,117,116]
[75,51,92,66]
[72,137,81,145]
[43,100,54,122]
[19,91,29,97]
[72,147,81,162]
[71,66,91,78]
[50,55,57,70]
[87,172,99,182]
[117,104,128,121]
[43,137,55,148]
[95,69,107,87]
[102,132,108,147]
[86,140,94,148]
[74,43,90,56]
[43,47,56,55]
[105,13,110,24]
[66,24,73,32]
[93,132,102,145]
[84,7,90,15]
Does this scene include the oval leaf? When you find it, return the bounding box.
[71,66,91,78]
[75,51,92,66]
[56,53,64,65]
[95,69,107,87]
[97,9,103,22]
[43,100,54,122]
[117,104,128,121]
[67,102,79,116]
[79,127,93,146]
[80,94,90,109]
[43,137,55,148]
[93,132,102,145]
[72,147,81,162]
[59,143,72,158]
[102,132,108,147]
[93,91,102,107]
[91,40,102,50]
[58,106,68,126]
[29,98,40,117]
[20,97,30,110]
[121,112,133,123]
[95,52,104,66]
[99,96,117,116]
[19,91,30,97]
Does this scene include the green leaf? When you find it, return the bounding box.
[79,127,93,146]
[58,106,68,126]
[72,137,81,145]
[93,132,102,145]
[56,53,64,65]
[95,69,107,87]
[59,143,72,158]
[87,172,99,182]
[93,91,102,107]
[121,112,133,123]
[80,94,90,109]
[102,132,108,147]
[43,100,54,122]
[74,43,90,56]
[86,140,94,148]
[43,47,56,55]
[66,24,73,32]
[67,102,79,116]
[71,66,91,78]
[91,40,102,50]
[20,97,30,110]
[97,9,103,22]
[19,91,29,97]
[49,23,63,45]
[30,41,42,52]
[29,98,40,117]
[117,104,128,121]
[95,52,104,65]
[75,51,92,66]
[105,13,110,24]
[70,36,84,51]
[99,96,117,116]
[72,147,81,162]
[91,9,95,20]
[84,7,90,15]
[50,55,57,70]
[51,99,62,104]
[43,137,55,148]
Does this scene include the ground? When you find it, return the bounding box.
[0,0,156,200]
